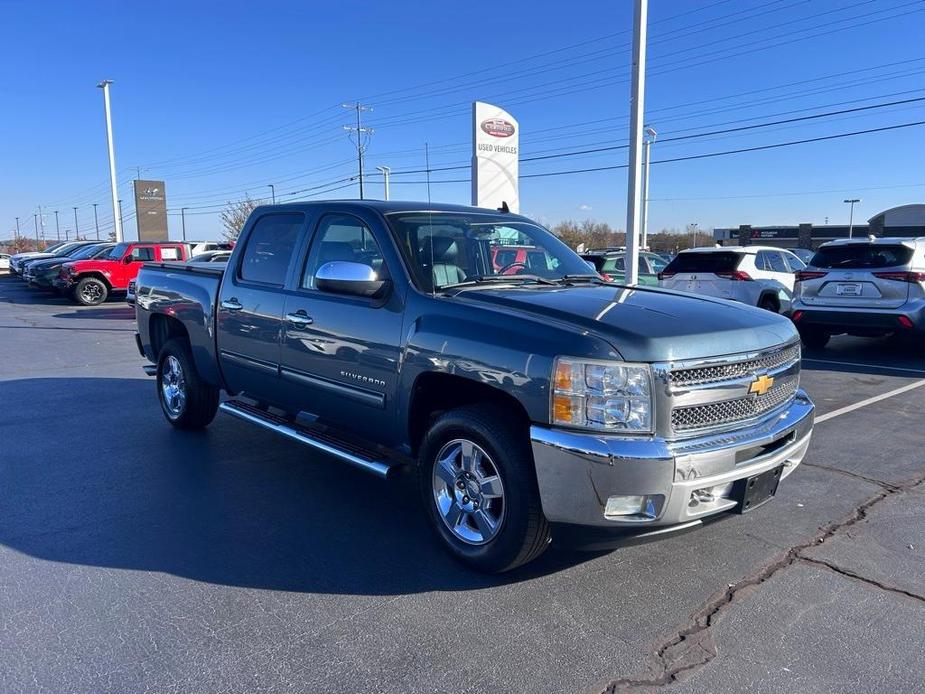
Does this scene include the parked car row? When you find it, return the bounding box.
[6,240,233,305]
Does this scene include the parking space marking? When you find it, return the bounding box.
[803,358,925,376]
[816,378,925,423]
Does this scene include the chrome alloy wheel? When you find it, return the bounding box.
[432,439,505,545]
[160,355,187,419]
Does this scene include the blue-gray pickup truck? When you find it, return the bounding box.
[134,201,815,572]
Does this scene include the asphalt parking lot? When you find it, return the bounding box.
[1,274,923,693]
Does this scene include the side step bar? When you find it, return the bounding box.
[219,400,396,479]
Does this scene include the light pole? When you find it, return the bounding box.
[181,207,188,242]
[15,216,20,239]
[844,198,861,239]
[641,125,657,250]
[268,184,276,204]
[54,210,60,240]
[375,166,391,200]
[93,203,100,240]
[623,0,648,286]
[34,213,39,248]
[73,207,79,239]
[118,199,124,238]
[688,222,699,248]
[97,80,123,242]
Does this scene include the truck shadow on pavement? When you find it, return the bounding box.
[0,377,596,595]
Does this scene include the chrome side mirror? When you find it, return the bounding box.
[315,261,389,298]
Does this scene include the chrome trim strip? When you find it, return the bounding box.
[219,401,393,478]
[279,367,386,409]
[219,350,279,375]
[656,339,801,373]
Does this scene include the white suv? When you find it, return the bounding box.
[658,246,806,313]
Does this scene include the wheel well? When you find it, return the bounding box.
[758,291,781,311]
[76,272,112,289]
[149,314,190,358]
[407,372,531,456]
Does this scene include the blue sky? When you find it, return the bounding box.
[3,0,925,241]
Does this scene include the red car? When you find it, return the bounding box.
[55,241,189,305]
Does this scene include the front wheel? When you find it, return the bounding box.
[73,277,109,306]
[156,339,219,429]
[419,405,550,573]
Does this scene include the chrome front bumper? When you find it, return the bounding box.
[531,390,814,530]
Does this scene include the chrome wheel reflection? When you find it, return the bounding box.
[160,355,187,419]
[432,439,505,545]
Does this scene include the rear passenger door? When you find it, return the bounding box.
[217,212,307,405]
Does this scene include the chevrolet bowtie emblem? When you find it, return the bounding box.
[749,374,775,396]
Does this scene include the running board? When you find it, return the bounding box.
[219,400,396,479]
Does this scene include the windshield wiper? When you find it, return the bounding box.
[440,274,558,290]
[555,274,608,285]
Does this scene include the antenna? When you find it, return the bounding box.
[342,103,373,199]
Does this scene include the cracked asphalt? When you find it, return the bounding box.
[1,273,923,693]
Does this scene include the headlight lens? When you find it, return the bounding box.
[552,358,654,433]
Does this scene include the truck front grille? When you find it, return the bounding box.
[671,376,799,432]
[668,343,800,388]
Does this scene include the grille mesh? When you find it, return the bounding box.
[671,377,798,432]
[668,343,800,388]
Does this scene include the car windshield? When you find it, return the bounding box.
[106,242,130,260]
[811,244,914,269]
[386,213,594,291]
[69,245,104,260]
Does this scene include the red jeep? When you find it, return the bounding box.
[56,241,188,306]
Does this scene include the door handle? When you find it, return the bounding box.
[221,298,243,311]
[286,310,314,326]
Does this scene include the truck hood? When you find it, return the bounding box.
[455,284,797,362]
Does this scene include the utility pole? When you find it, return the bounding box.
[73,207,79,239]
[844,198,861,239]
[181,207,188,242]
[267,184,276,204]
[93,203,100,240]
[641,125,657,250]
[342,103,373,200]
[623,0,648,286]
[376,166,391,200]
[34,213,39,248]
[97,80,123,242]
[118,199,124,234]
[55,210,61,240]
[38,206,46,243]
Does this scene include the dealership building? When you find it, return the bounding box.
[713,203,925,250]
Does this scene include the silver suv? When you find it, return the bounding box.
[791,237,925,348]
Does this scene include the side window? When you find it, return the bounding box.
[784,253,805,272]
[131,246,155,261]
[239,213,304,286]
[302,214,385,290]
[648,255,668,273]
[159,246,181,262]
[767,252,788,273]
[754,251,770,271]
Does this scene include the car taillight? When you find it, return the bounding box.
[872,271,925,283]
[795,271,827,282]
[897,315,914,329]
[600,273,613,282]
[791,310,804,323]
[657,271,675,280]
[715,270,752,281]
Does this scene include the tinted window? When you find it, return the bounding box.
[663,252,744,274]
[302,214,384,289]
[647,255,668,273]
[131,246,155,261]
[766,252,788,273]
[108,243,130,260]
[811,244,914,269]
[783,252,806,272]
[601,256,625,272]
[239,213,304,286]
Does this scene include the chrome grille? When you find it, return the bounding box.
[671,377,799,432]
[668,343,800,388]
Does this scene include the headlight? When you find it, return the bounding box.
[552,357,654,433]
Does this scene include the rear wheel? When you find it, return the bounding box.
[758,294,780,313]
[419,405,550,573]
[799,328,830,349]
[73,277,108,306]
[156,338,219,429]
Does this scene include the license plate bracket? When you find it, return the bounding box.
[732,465,783,513]
[836,282,861,296]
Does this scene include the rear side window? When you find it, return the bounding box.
[239,213,304,286]
[664,252,743,274]
[131,247,155,261]
[159,247,182,261]
[811,245,914,269]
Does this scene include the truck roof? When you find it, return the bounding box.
[251,199,535,221]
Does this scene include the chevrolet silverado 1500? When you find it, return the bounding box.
[134,201,815,572]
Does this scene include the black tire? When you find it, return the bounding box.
[73,276,109,306]
[757,294,780,313]
[418,404,550,573]
[799,327,830,349]
[156,338,220,430]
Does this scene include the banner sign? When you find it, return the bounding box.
[133,179,168,241]
[471,101,519,213]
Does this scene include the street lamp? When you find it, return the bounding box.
[93,203,100,240]
[376,166,391,200]
[97,80,122,242]
[73,207,79,238]
[641,125,657,250]
[181,207,188,242]
[844,199,861,239]
[268,184,276,204]
[54,210,60,240]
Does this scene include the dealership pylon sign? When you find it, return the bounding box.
[471,101,519,213]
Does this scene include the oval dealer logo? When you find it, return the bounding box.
[480,118,516,138]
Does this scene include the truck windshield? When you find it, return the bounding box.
[386,213,593,292]
[107,243,130,260]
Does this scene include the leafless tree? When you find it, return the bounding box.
[220,195,260,241]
